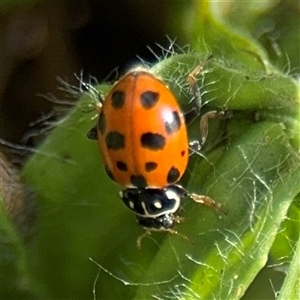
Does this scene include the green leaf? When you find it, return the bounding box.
[278,235,300,300]
[270,199,300,262]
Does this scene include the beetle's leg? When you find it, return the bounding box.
[188,55,213,112]
[189,192,227,215]
[136,231,152,249]
[199,110,229,146]
[186,109,232,149]
[87,125,98,140]
[186,58,233,147]
[188,140,201,155]
[184,56,213,124]
[136,226,193,249]
[87,102,102,140]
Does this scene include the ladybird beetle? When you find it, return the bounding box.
[88,63,227,245]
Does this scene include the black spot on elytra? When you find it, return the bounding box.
[111,91,125,109]
[181,150,186,157]
[105,165,115,182]
[116,161,128,172]
[105,132,125,150]
[165,111,181,134]
[140,91,159,109]
[145,162,158,172]
[167,167,180,184]
[98,111,106,135]
[131,175,147,188]
[141,133,165,150]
